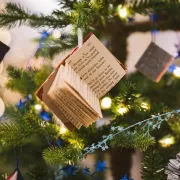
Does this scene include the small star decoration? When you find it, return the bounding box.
[61,165,78,176]
[83,167,90,174]
[17,100,24,109]
[40,111,51,121]
[95,160,107,172]
[56,139,61,148]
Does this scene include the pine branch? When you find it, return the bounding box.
[141,147,167,180]
[56,0,77,9]
[73,0,93,30]
[34,65,52,87]
[0,2,70,29]
[43,145,83,166]
[0,122,31,146]
[6,65,51,96]
[21,112,60,141]
[1,110,60,147]
[6,65,22,78]
[27,165,55,180]
[4,105,23,122]
[62,131,84,150]
[34,35,76,59]
[6,65,37,95]
[131,0,180,15]
[168,116,180,138]
[111,81,141,112]
[110,131,155,151]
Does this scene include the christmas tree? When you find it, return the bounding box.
[0,0,180,179]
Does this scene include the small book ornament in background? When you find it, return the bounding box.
[165,153,180,180]
[36,33,126,130]
[135,42,173,82]
[0,41,10,63]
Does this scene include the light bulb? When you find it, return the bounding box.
[118,5,128,18]
[101,97,112,109]
[159,136,175,147]
[173,67,180,77]
[35,104,42,111]
[117,106,128,115]
[164,138,172,145]
[60,126,67,134]
[141,102,150,110]
[52,29,61,39]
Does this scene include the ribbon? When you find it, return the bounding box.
[78,28,83,49]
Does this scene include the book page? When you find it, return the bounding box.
[59,87,98,126]
[53,89,84,128]
[64,63,102,117]
[48,66,82,129]
[65,34,126,98]
[48,65,101,128]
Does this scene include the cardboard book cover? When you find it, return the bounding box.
[135,42,173,82]
[36,33,126,130]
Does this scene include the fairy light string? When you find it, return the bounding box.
[84,109,180,155]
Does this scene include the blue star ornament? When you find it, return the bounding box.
[83,167,90,175]
[40,31,50,40]
[95,160,107,172]
[120,174,134,180]
[23,94,33,103]
[56,139,61,148]
[17,100,24,109]
[61,165,78,176]
[149,13,157,22]
[38,31,50,49]
[127,17,134,23]
[40,111,51,121]
[152,29,159,35]
[168,64,176,73]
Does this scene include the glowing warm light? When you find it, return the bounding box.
[118,5,128,18]
[35,104,42,111]
[141,102,150,110]
[173,67,180,77]
[159,136,175,147]
[101,97,112,109]
[60,126,67,134]
[52,29,61,39]
[117,106,128,115]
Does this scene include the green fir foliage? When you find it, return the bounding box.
[1,0,180,179]
[6,65,52,95]
[141,147,167,180]
[34,65,53,87]
[6,66,37,95]
[26,165,55,180]
[34,35,76,59]
[110,131,155,151]
[0,107,59,147]
[132,0,180,15]
[0,2,70,29]
[43,145,83,166]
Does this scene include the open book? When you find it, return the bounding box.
[36,33,126,130]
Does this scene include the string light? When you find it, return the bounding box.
[52,29,61,39]
[159,136,175,147]
[60,126,67,134]
[118,5,128,18]
[35,104,42,111]
[101,97,112,109]
[141,102,150,110]
[117,105,128,115]
[173,67,180,77]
